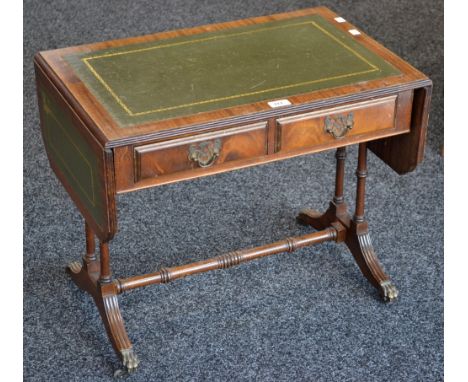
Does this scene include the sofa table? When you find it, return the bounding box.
[34,6,432,375]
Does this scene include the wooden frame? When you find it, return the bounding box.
[34,6,432,375]
[35,6,430,147]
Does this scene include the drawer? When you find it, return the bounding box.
[276,95,399,153]
[134,122,268,182]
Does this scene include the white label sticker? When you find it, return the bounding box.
[348,29,361,36]
[268,99,292,108]
[334,17,346,23]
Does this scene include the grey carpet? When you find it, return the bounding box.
[23,1,443,381]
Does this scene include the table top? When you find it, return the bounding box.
[64,14,399,127]
[35,7,429,147]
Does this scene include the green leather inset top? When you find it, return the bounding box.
[66,15,400,127]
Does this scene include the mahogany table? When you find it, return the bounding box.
[34,6,432,375]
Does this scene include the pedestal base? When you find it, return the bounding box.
[297,202,398,302]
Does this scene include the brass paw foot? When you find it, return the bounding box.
[113,349,139,378]
[380,280,399,302]
[122,348,139,371]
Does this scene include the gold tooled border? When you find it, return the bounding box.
[42,91,96,206]
[81,20,379,117]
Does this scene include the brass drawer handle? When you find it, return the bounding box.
[188,138,222,168]
[324,112,354,139]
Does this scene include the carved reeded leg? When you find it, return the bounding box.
[345,221,398,302]
[346,143,398,302]
[96,280,139,376]
[66,224,139,375]
[297,145,398,302]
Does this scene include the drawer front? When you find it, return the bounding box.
[134,122,268,182]
[276,95,398,153]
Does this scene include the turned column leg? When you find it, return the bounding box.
[84,222,96,263]
[354,143,367,224]
[297,146,350,229]
[98,242,112,284]
[83,222,100,277]
[345,143,398,302]
[333,147,346,206]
